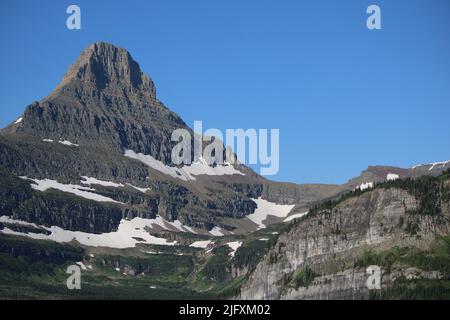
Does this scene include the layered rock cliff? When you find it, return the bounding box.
[239,174,450,299]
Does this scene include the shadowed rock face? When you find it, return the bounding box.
[8,42,189,163]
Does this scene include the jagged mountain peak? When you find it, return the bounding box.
[52,42,156,100]
[6,42,185,159]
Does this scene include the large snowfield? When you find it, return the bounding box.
[246,197,296,229]
[124,149,245,181]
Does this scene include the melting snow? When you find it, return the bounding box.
[226,241,242,257]
[429,161,450,171]
[124,149,244,181]
[81,176,150,193]
[0,215,40,227]
[387,173,399,181]
[190,240,212,249]
[20,177,122,204]
[283,211,309,222]
[22,176,151,202]
[81,176,125,188]
[0,216,176,248]
[14,117,23,124]
[126,183,150,193]
[412,161,450,170]
[209,226,225,237]
[246,197,295,230]
[147,215,198,234]
[58,140,79,146]
[42,139,79,146]
[356,182,374,191]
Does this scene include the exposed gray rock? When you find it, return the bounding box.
[5,42,187,163]
[239,186,450,300]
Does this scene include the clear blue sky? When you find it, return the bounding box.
[1,0,449,184]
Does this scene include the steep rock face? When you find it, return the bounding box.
[281,269,369,300]
[55,41,157,99]
[239,186,450,300]
[7,42,188,163]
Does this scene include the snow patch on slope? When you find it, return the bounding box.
[0,216,175,248]
[209,226,226,237]
[81,176,125,188]
[387,173,399,181]
[43,139,79,147]
[412,161,450,170]
[59,140,79,147]
[80,176,150,193]
[124,149,244,181]
[190,240,212,249]
[126,184,150,193]
[14,117,23,124]
[0,216,40,227]
[226,241,242,257]
[20,177,122,204]
[428,161,450,171]
[146,215,198,234]
[246,197,295,230]
[283,211,308,222]
[356,182,374,191]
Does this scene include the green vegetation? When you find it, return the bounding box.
[356,235,450,299]
[355,236,450,274]
[290,267,317,289]
[0,234,252,299]
[281,266,318,292]
[378,175,447,216]
[214,275,247,298]
[234,239,269,271]
[198,246,232,283]
[373,277,450,300]
[284,171,450,235]
[1,170,449,299]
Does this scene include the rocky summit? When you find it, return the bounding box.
[1,42,449,300]
[5,42,184,161]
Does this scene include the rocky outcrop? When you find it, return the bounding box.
[281,269,369,300]
[239,185,450,300]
